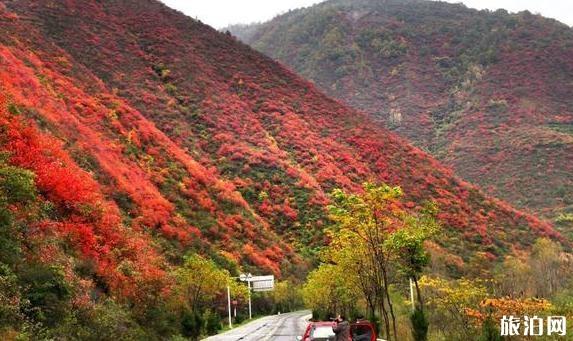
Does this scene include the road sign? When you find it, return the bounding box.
[250,275,275,292]
[239,274,275,291]
[232,273,275,321]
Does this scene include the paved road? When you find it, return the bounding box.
[202,310,311,341]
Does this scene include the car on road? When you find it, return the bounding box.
[297,320,379,341]
[298,321,335,341]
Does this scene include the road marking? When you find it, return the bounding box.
[202,311,310,341]
[236,321,270,340]
[261,314,289,341]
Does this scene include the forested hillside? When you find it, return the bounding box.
[230,0,573,230]
[0,0,567,338]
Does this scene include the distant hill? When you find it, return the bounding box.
[224,23,264,42]
[228,0,573,231]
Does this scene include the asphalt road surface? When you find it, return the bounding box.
[202,310,311,341]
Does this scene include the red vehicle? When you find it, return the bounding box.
[297,320,378,341]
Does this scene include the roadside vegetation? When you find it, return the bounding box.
[303,184,573,340]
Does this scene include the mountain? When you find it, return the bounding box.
[0,0,564,334]
[228,0,573,229]
[0,0,562,275]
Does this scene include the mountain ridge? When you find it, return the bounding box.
[228,0,573,229]
[0,0,563,289]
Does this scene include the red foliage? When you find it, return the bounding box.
[0,0,564,285]
[243,243,280,276]
[0,95,168,300]
[282,201,298,221]
[237,1,573,222]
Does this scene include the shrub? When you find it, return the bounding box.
[181,310,202,340]
[478,317,502,341]
[54,300,147,341]
[18,264,71,328]
[0,264,23,330]
[204,310,221,335]
[410,308,429,341]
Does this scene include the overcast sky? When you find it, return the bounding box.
[159,0,573,29]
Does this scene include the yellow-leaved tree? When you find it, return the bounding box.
[173,254,247,313]
[310,183,440,341]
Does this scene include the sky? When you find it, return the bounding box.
[159,0,325,28]
[159,0,573,29]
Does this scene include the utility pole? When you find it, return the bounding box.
[248,278,252,320]
[246,274,253,319]
[409,278,415,310]
[240,273,253,320]
[227,285,232,329]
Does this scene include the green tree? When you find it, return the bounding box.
[174,254,230,312]
[327,183,408,340]
[172,253,248,338]
[0,157,40,338]
[410,307,429,341]
[385,202,438,341]
[181,309,202,340]
[18,264,71,328]
[0,264,24,332]
[302,264,359,318]
[529,238,566,297]
[385,202,439,313]
[493,255,531,297]
[325,231,377,319]
[272,280,303,313]
[53,299,147,341]
[204,309,221,335]
[317,183,441,340]
[0,157,36,265]
[419,276,487,339]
